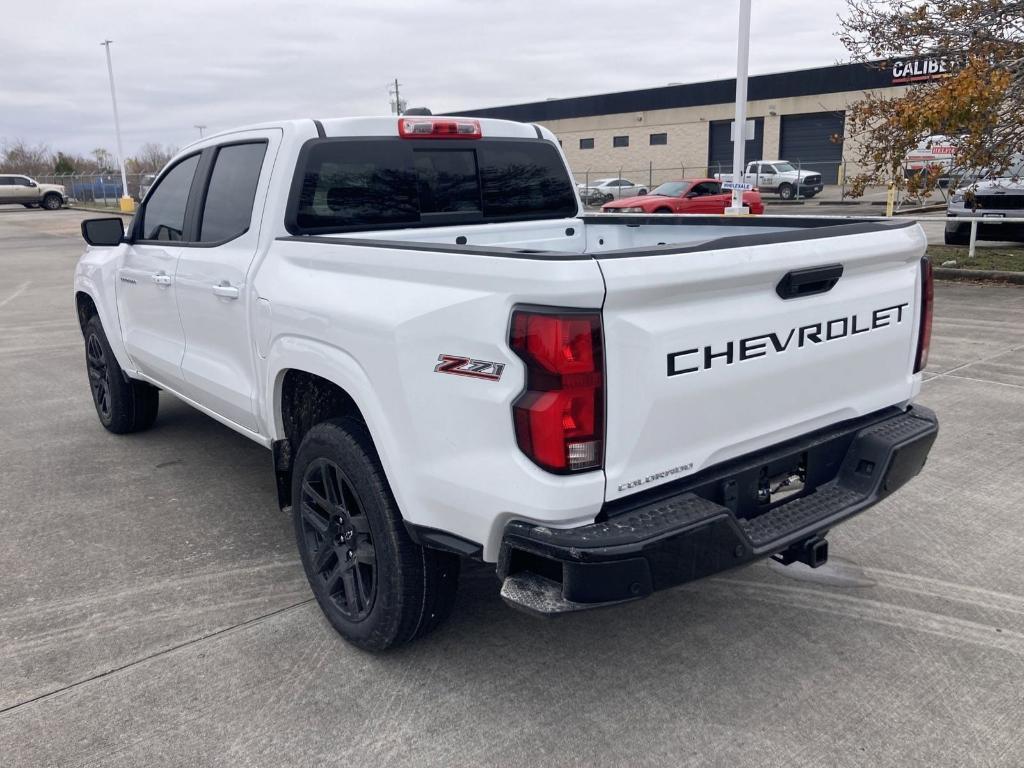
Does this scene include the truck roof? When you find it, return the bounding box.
[180,115,553,152]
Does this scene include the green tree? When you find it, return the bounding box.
[54,152,77,175]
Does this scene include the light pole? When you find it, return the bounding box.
[101,40,133,213]
[726,0,752,215]
[194,124,207,138]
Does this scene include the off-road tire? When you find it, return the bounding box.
[292,418,459,651]
[83,315,159,433]
[41,193,63,210]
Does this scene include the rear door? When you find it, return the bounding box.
[174,131,279,431]
[596,222,926,502]
[116,153,200,388]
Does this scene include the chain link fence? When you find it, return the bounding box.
[34,172,155,208]
[570,158,846,205]
[570,157,960,208]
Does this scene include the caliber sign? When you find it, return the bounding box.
[892,57,951,84]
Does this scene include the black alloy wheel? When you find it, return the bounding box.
[298,457,377,621]
[86,331,112,422]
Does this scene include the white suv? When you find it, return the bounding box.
[0,175,66,209]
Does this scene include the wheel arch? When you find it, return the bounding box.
[75,290,99,331]
[267,339,404,514]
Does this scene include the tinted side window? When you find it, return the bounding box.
[141,155,200,241]
[199,143,267,242]
[0,178,12,186]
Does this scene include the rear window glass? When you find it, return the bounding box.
[288,138,577,234]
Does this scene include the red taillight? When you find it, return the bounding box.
[914,257,934,373]
[398,117,482,139]
[510,310,604,473]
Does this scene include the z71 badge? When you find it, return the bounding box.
[434,354,505,381]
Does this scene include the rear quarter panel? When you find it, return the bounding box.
[258,240,607,560]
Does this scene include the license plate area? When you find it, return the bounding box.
[724,449,818,521]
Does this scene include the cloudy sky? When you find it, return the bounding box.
[3,0,851,157]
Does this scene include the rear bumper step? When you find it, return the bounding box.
[498,405,938,616]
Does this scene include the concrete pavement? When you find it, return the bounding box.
[1,207,1023,767]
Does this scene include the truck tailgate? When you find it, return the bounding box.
[597,222,926,502]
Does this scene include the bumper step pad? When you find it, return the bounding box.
[499,406,938,615]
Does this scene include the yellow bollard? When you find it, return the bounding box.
[885,183,895,217]
[119,196,136,214]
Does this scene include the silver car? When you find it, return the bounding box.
[945,159,1024,245]
[576,177,648,205]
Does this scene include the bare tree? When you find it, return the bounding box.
[127,143,177,174]
[0,140,53,176]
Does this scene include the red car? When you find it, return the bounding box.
[601,178,765,215]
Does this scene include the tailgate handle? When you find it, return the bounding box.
[776,264,843,300]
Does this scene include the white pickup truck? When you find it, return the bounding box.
[75,115,938,650]
[715,161,825,200]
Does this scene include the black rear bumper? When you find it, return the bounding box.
[498,405,938,615]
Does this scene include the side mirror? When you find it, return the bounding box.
[28,180,37,188]
[685,191,698,198]
[81,217,125,247]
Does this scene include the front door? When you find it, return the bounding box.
[688,181,726,213]
[756,164,778,190]
[175,134,277,431]
[115,153,201,389]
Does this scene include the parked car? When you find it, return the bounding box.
[577,177,648,204]
[601,178,764,214]
[715,161,823,200]
[0,175,66,209]
[945,158,1024,245]
[74,115,937,651]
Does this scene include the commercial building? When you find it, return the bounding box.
[460,59,946,187]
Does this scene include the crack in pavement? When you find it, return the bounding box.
[0,597,314,719]
[0,281,30,308]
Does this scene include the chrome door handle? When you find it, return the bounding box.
[212,282,239,300]
[152,272,172,286]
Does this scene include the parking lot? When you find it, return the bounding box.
[1,207,1023,766]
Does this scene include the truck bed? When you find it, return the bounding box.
[282,214,917,258]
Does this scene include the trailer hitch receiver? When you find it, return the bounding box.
[772,536,829,568]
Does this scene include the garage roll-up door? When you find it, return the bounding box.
[707,117,763,176]
[779,111,845,184]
